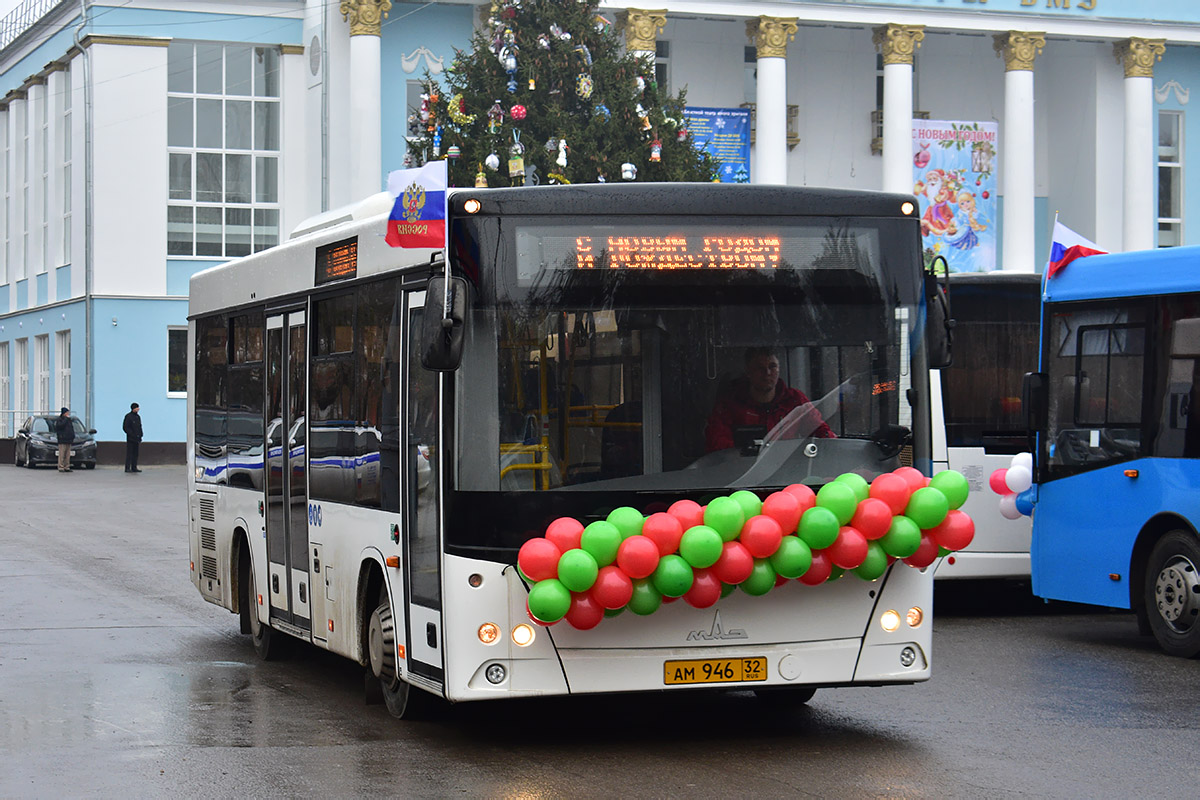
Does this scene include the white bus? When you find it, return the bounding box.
[187,184,950,717]
[932,271,1041,579]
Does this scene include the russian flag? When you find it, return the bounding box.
[1046,220,1106,278]
[385,160,447,249]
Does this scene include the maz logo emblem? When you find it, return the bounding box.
[686,610,747,641]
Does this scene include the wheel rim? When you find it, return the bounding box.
[1154,554,1200,634]
[368,601,400,689]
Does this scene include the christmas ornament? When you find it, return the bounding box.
[537,33,550,50]
[597,169,606,183]
[448,93,476,126]
[475,164,488,188]
[425,92,439,132]
[528,77,536,90]
[594,104,610,120]
[574,43,592,66]
[593,14,611,34]
[550,23,571,41]
[545,137,559,154]
[636,103,652,131]
[677,127,688,142]
[487,100,505,134]
[557,138,569,168]
[636,75,645,93]
[511,104,527,121]
[486,152,501,171]
[576,73,594,99]
[621,162,637,181]
[432,125,443,157]
[649,138,662,162]
[447,145,461,160]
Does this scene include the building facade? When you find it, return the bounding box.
[0,0,1198,447]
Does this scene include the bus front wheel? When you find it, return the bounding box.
[368,592,432,719]
[244,558,286,661]
[1144,530,1200,658]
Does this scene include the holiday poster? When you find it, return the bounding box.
[912,120,998,273]
[683,107,751,183]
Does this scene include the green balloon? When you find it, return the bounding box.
[607,506,646,540]
[604,606,626,618]
[905,487,950,529]
[827,566,845,582]
[770,535,813,579]
[720,582,737,598]
[628,578,663,615]
[930,470,970,510]
[938,546,952,558]
[880,515,922,558]
[740,559,776,596]
[730,490,763,521]
[557,548,599,593]
[679,525,724,568]
[798,506,840,550]
[854,541,890,581]
[516,562,532,583]
[816,481,858,526]
[528,579,571,623]
[653,554,695,597]
[835,472,870,503]
[581,521,622,566]
[704,496,745,542]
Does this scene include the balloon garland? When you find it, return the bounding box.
[988,452,1035,518]
[517,467,976,628]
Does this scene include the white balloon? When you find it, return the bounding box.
[998,493,1021,520]
[1011,452,1033,473]
[1004,464,1032,494]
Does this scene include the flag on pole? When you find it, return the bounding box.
[385,160,447,248]
[1046,220,1107,278]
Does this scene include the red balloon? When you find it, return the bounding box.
[893,467,928,494]
[783,484,817,514]
[712,540,755,584]
[641,512,685,557]
[518,538,562,582]
[544,517,584,553]
[683,567,722,608]
[762,491,803,534]
[869,473,912,515]
[903,533,940,569]
[616,535,661,579]
[929,509,976,551]
[662,594,680,603]
[668,499,705,532]
[589,565,634,609]
[850,497,893,540]
[988,468,1009,495]
[798,549,833,585]
[526,600,557,627]
[774,573,789,587]
[565,592,605,630]
[828,526,869,569]
[740,515,784,558]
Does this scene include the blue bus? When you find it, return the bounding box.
[1027,245,1200,657]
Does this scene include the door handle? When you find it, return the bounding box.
[426,623,438,649]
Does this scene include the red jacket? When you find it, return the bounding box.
[705,380,834,452]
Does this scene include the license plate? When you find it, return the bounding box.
[663,656,768,685]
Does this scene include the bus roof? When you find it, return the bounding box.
[1042,245,1200,303]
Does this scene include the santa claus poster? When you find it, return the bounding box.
[911,120,998,273]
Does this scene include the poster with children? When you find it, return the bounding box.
[911,120,998,273]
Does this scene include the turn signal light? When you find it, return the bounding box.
[906,607,924,627]
[1124,469,1139,478]
[385,555,400,568]
[478,622,500,645]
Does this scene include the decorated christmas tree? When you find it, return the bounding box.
[406,0,715,187]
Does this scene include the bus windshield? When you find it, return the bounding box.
[449,213,925,550]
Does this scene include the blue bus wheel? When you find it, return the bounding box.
[1144,531,1200,658]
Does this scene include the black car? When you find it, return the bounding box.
[14,415,98,469]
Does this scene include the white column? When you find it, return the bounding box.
[994,32,1044,273]
[349,34,382,199]
[1116,38,1165,252]
[748,16,797,185]
[874,25,924,194]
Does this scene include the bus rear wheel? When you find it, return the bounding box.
[368,592,433,719]
[1144,530,1200,658]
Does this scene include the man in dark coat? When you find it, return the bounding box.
[55,407,75,472]
[123,402,143,473]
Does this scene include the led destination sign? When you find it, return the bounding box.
[575,235,782,270]
[315,236,358,285]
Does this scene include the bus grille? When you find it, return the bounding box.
[199,497,216,522]
[200,526,217,552]
[899,445,913,467]
[201,555,219,580]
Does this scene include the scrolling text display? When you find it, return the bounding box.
[575,235,781,270]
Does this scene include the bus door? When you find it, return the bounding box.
[265,310,311,635]
[404,290,444,684]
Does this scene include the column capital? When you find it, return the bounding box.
[340,0,391,37]
[873,24,924,66]
[993,31,1045,72]
[746,16,798,59]
[618,8,667,53]
[1114,38,1166,78]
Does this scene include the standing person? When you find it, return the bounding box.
[55,407,75,473]
[123,402,143,473]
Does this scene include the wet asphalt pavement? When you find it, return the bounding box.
[1,463,1197,798]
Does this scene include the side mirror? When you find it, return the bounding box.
[924,272,954,368]
[1022,371,1047,433]
[88,429,97,435]
[421,276,468,371]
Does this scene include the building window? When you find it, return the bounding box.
[15,337,28,413]
[21,99,28,280]
[167,42,281,258]
[655,40,670,93]
[39,85,47,273]
[34,333,48,412]
[743,45,756,104]
[1158,110,1183,247]
[0,341,9,436]
[1,109,7,285]
[168,327,187,394]
[55,330,70,411]
[62,62,71,265]
[870,53,925,156]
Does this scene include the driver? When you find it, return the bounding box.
[704,347,834,452]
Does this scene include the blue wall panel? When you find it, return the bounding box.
[168,259,224,296]
[1154,47,1200,247]
[56,265,71,301]
[35,272,47,306]
[0,284,8,311]
[16,279,27,309]
[0,299,84,419]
